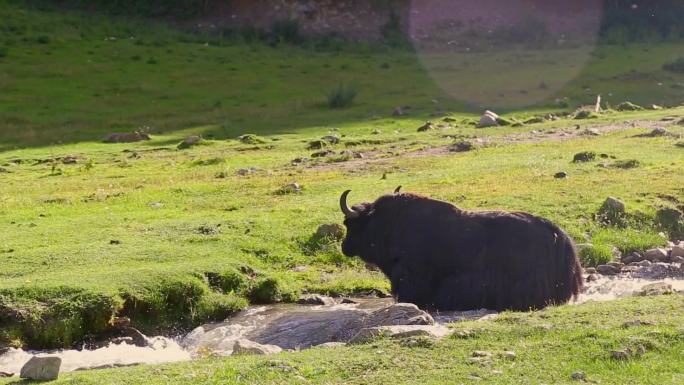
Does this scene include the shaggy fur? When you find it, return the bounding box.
[341,192,584,311]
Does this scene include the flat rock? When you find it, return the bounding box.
[232,339,282,355]
[178,135,202,149]
[297,294,336,306]
[349,325,452,344]
[362,303,434,326]
[643,248,669,262]
[638,282,674,296]
[20,356,61,381]
[671,245,684,260]
[596,264,621,276]
[314,342,346,348]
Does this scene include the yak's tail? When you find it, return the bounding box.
[544,220,584,304]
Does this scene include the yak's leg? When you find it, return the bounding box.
[434,272,489,310]
[389,265,434,308]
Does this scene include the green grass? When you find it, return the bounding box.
[2,295,683,384]
[1,0,684,354]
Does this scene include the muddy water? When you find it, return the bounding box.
[2,275,683,376]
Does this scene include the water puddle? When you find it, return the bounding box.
[2,273,683,376]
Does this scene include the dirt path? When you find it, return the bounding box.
[305,118,679,172]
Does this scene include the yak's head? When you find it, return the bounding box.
[339,187,401,263]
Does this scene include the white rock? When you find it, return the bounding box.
[477,110,499,128]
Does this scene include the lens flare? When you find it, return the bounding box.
[408,0,604,108]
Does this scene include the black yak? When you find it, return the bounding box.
[339,188,583,311]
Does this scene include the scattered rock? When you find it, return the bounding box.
[177,135,202,149]
[622,252,645,264]
[633,128,680,138]
[643,248,669,262]
[362,303,434,327]
[232,339,282,355]
[237,134,265,144]
[20,356,61,381]
[596,264,621,276]
[572,151,596,163]
[311,149,335,158]
[236,167,258,176]
[610,349,631,360]
[477,110,499,128]
[291,157,310,165]
[103,131,150,143]
[417,121,435,132]
[554,171,568,179]
[449,140,476,152]
[297,294,335,306]
[615,101,644,111]
[315,342,346,348]
[321,135,340,144]
[581,127,601,136]
[276,183,301,195]
[597,197,626,224]
[571,370,586,381]
[315,223,345,240]
[671,245,684,260]
[573,109,598,120]
[638,282,674,296]
[349,325,452,344]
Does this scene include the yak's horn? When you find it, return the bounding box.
[340,190,355,217]
[394,186,402,194]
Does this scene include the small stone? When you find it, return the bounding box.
[572,151,596,162]
[392,106,404,116]
[597,197,626,224]
[502,351,516,360]
[596,264,621,276]
[671,245,684,260]
[583,266,596,274]
[554,171,568,179]
[109,239,122,245]
[449,140,475,152]
[417,121,435,132]
[622,252,645,264]
[277,183,301,194]
[20,356,61,381]
[472,350,492,357]
[638,282,674,296]
[610,349,631,360]
[571,370,586,380]
[311,149,335,158]
[643,248,669,262]
[581,128,601,136]
[371,129,382,135]
[315,223,345,240]
[297,294,335,306]
[586,273,600,282]
[321,135,340,144]
[477,111,499,128]
[233,339,282,355]
[177,135,202,149]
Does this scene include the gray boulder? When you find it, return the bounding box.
[20,356,61,381]
[477,111,499,128]
[315,223,345,240]
[297,294,336,306]
[177,135,202,149]
[598,197,626,225]
[643,248,669,262]
[596,264,621,276]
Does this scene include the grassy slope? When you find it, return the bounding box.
[2,295,684,385]
[1,1,684,349]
